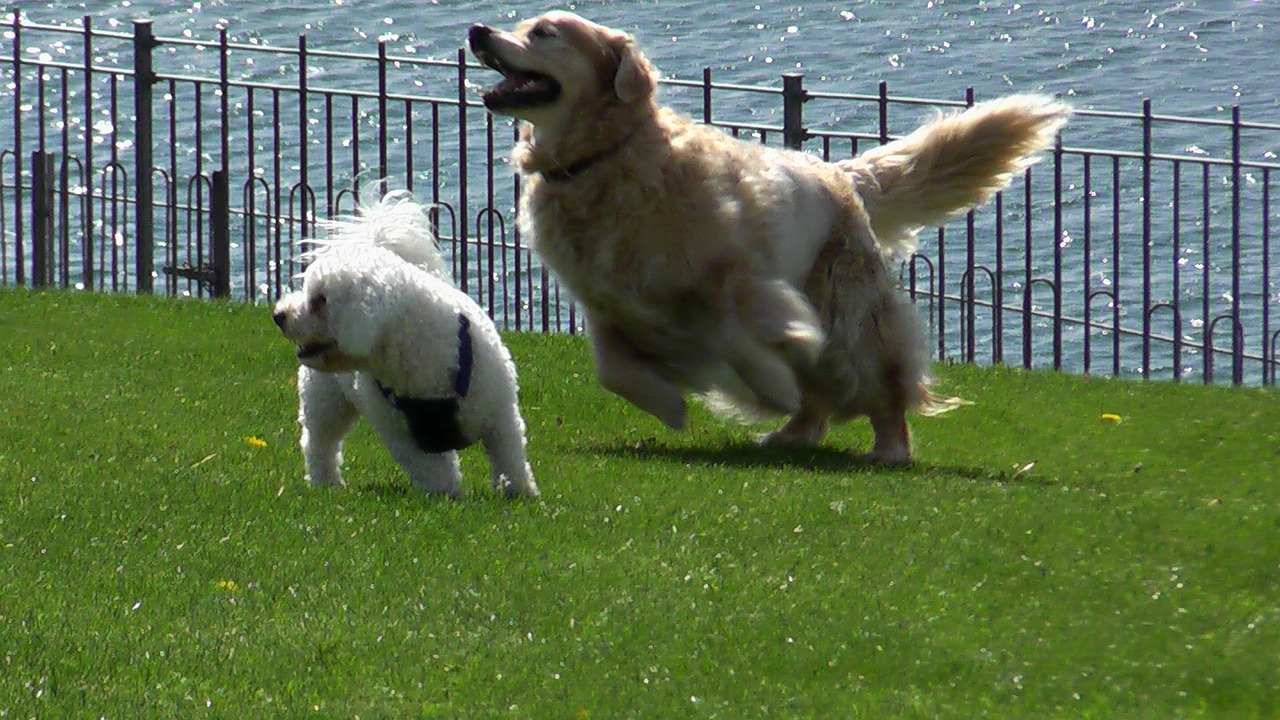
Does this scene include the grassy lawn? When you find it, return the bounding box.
[1,287,1277,719]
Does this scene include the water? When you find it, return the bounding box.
[7,1,1280,381]
[17,0,1276,117]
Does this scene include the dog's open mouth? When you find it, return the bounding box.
[297,341,336,361]
[469,28,562,111]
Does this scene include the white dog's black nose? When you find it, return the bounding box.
[272,310,287,329]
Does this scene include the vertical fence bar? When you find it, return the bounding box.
[1022,169,1033,369]
[1263,168,1272,385]
[1230,106,1243,384]
[377,41,389,188]
[937,225,947,361]
[270,88,282,301]
[1172,161,1183,381]
[702,68,712,124]
[109,75,121,292]
[994,185,1005,364]
[782,73,806,150]
[30,152,54,287]
[1141,99,1152,377]
[1052,101,1064,370]
[483,113,496,318]
[57,67,70,288]
[324,94,335,218]
[1082,155,1093,374]
[1111,157,1122,376]
[456,48,469,294]
[964,87,976,362]
[877,81,889,145]
[1201,163,1212,383]
[12,14,24,285]
[297,33,309,284]
[218,27,233,299]
[164,78,178,296]
[81,14,95,291]
[133,19,157,293]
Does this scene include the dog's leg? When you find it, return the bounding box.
[480,409,539,499]
[384,442,465,499]
[478,401,539,498]
[720,317,803,416]
[863,408,912,465]
[761,392,830,447]
[720,278,824,416]
[589,317,687,429]
[298,367,359,487]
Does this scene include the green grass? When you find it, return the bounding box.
[1,287,1277,719]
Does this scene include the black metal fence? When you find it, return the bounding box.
[3,14,1278,385]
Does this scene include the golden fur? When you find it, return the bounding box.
[469,12,1071,462]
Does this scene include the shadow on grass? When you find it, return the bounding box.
[589,438,1054,486]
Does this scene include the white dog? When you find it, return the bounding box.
[272,191,539,499]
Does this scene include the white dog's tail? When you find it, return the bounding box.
[306,188,449,279]
[838,94,1071,257]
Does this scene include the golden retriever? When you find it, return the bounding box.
[468,11,1070,463]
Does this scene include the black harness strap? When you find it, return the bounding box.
[375,314,476,454]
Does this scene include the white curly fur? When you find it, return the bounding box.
[273,191,538,499]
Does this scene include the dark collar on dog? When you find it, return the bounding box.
[374,313,475,453]
[539,128,640,183]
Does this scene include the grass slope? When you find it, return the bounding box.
[1,288,1277,719]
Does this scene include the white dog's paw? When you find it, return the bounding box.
[493,471,540,499]
[407,476,464,500]
[305,471,346,487]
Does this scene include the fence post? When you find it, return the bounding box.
[211,169,231,298]
[30,152,55,287]
[133,19,159,293]
[781,73,807,150]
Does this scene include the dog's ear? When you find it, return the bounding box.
[330,293,380,361]
[610,40,655,102]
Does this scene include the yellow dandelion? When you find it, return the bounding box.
[1100,413,1122,424]
[245,436,268,448]
[215,579,239,592]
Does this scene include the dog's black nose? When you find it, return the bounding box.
[272,310,287,329]
[468,24,492,49]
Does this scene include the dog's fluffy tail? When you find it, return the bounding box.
[838,94,1071,256]
[915,382,974,417]
[306,188,449,279]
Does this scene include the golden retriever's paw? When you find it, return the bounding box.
[854,449,914,466]
[656,404,688,431]
[759,410,830,448]
[759,426,822,449]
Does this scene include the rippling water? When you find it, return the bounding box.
[17,0,1278,117]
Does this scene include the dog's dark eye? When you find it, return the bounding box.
[529,24,557,39]
[310,294,327,311]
